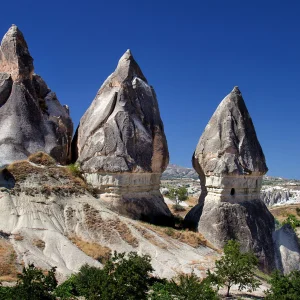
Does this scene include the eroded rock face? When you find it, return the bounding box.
[185,87,275,271]
[0,157,217,280]
[74,50,172,225]
[0,25,73,166]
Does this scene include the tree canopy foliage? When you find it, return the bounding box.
[0,264,57,300]
[212,240,260,297]
[265,270,300,300]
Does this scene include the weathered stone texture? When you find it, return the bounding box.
[74,50,171,225]
[185,87,275,272]
[76,50,168,174]
[193,86,267,178]
[0,25,73,166]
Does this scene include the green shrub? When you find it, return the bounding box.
[63,251,155,300]
[67,163,82,177]
[54,274,78,299]
[149,273,218,300]
[168,187,188,203]
[0,264,57,300]
[275,218,282,230]
[283,214,300,230]
[173,204,186,212]
[265,270,300,299]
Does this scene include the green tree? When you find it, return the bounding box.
[213,240,260,297]
[68,251,155,300]
[103,251,154,300]
[0,264,57,300]
[54,274,79,299]
[149,273,218,300]
[265,270,300,300]
[168,187,188,210]
[283,214,300,230]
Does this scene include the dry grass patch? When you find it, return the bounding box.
[7,158,89,196]
[33,239,45,250]
[131,224,167,249]
[0,239,18,281]
[111,219,139,248]
[13,233,24,241]
[70,236,111,263]
[7,160,41,183]
[83,204,139,248]
[140,222,218,251]
[269,204,300,223]
[28,152,56,166]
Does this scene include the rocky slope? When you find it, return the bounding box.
[73,50,172,225]
[0,153,217,281]
[0,25,73,166]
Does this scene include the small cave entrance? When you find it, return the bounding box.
[230,188,235,196]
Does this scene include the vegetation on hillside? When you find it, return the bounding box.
[0,264,57,300]
[166,187,188,212]
[265,270,300,299]
[6,152,96,197]
[210,240,260,297]
[282,214,300,230]
[0,240,278,299]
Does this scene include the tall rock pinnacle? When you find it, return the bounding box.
[185,87,275,272]
[74,50,172,225]
[193,86,268,179]
[0,25,73,165]
[0,25,33,81]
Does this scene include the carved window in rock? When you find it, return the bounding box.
[230,188,235,196]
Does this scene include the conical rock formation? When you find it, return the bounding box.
[74,50,172,225]
[185,87,275,272]
[0,25,73,166]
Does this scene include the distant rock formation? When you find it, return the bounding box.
[162,164,198,180]
[273,224,300,274]
[185,87,275,272]
[73,50,172,225]
[0,25,73,166]
[261,187,300,206]
[261,188,290,206]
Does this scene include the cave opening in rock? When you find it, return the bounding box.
[230,188,235,196]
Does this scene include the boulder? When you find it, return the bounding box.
[273,224,300,274]
[0,25,73,166]
[74,50,172,225]
[185,87,275,271]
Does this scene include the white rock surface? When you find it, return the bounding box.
[0,159,218,280]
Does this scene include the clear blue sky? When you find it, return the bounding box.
[1,0,299,179]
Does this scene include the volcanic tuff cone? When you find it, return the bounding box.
[0,25,73,166]
[74,50,172,225]
[185,87,275,272]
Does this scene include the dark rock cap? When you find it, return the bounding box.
[193,86,268,177]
